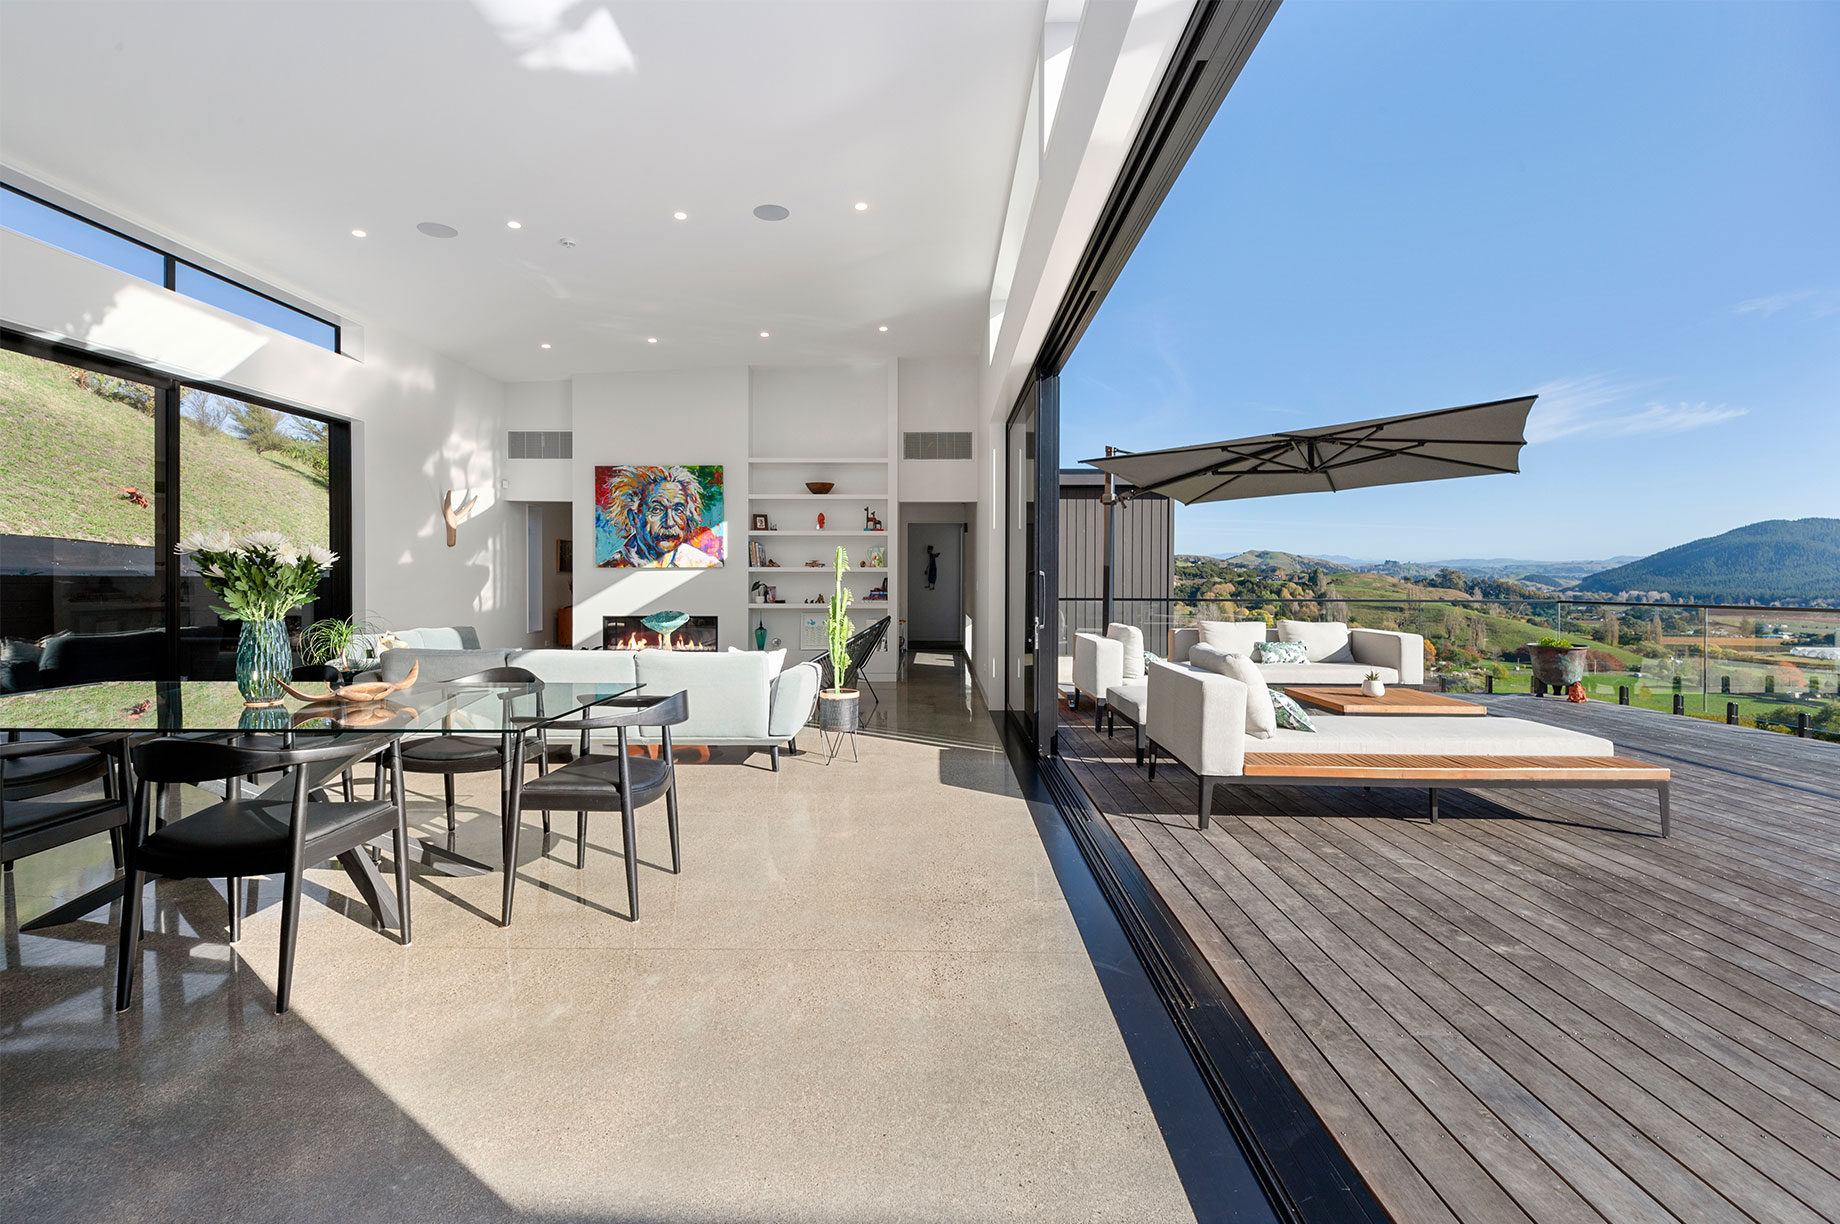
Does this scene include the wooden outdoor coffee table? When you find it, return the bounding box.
[1283,686,1486,716]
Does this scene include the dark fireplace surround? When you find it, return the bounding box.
[602,615,718,652]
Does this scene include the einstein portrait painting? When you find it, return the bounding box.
[594,465,725,568]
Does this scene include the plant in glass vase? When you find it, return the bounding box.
[303,614,374,680]
[177,529,337,706]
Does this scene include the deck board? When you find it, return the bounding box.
[1059,693,1840,1224]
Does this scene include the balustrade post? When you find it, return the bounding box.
[1798,713,1810,739]
[1673,694,1685,716]
[1618,685,1630,705]
[1727,702,1739,725]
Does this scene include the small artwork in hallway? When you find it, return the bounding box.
[595,464,725,568]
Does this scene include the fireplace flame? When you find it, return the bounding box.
[607,630,712,652]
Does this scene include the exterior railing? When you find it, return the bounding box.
[1058,595,1840,743]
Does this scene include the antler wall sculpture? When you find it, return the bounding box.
[442,490,479,547]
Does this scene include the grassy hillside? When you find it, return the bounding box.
[1578,518,1840,603]
[0,347,328,547]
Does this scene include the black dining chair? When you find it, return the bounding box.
[397,666,550,837]
[502,691,689,925]
[809,616,891,716]
[2,732,132,929]
[116,735,410,1015]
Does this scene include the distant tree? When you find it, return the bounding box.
[232,403,288,454]
[181,390,236,433]
[1599,609,1619,646]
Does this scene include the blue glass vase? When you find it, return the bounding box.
[236,619,291,707]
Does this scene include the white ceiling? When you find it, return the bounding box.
[0,1,1046,381]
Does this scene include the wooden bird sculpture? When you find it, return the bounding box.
[442,490,479,547]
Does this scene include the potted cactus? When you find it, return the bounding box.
[817,545,858,738]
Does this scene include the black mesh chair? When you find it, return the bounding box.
[810,616,892,716]
[397,666,550,836]
[116,735,409,1015]
[502,691,689,925]
[2,733,132,929]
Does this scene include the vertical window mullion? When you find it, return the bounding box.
[155,381,182,680]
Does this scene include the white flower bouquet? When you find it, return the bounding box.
[176,530,338,622]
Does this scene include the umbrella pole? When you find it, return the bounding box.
[1101,446,1118,631]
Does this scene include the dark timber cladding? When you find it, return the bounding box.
[1059,693,1840,1224]
[1059,470,1172,621]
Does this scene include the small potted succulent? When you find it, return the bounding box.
[1361,669,1386,698]
[303,615,373,681]
[1528,635,1588,691]
[817,545,858,740]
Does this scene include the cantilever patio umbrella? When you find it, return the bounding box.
[1079,395,1535,623]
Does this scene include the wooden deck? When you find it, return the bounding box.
[1059,693,1840,1224]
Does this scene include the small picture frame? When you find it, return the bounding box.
[558,540,573,571]
[751,513,770,532]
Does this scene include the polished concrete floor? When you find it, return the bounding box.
[2,653,1197,1223]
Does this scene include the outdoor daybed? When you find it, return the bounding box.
[1142,659,1671,834]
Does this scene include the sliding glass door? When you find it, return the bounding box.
[1005,373,1059,756]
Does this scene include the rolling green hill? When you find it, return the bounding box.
[1578,519,1840,604]
[0,347,329,548]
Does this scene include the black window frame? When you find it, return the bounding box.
[1,183,344,355]
[0,327,354,682]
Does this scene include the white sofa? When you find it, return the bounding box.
[375,646,822,767]
[1168,620,1424,686]
[1142,659,1669,833]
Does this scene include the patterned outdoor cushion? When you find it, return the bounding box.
[1258,640,1311,665]
[1271,690,1318,732]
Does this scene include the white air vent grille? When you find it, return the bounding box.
[903,431,973,460]
[508,430,572,459]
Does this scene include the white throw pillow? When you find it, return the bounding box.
[1187,645,1277,739]
[1107,623,1146,680]
[1196,620,1270,657]
[1277,619,1355,663]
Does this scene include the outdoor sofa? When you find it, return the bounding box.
[1142,658,1671,834]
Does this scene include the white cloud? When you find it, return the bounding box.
[1735,288,1840,318]
[1527,375,1747,443]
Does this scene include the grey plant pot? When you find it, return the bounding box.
[818,689,859,734]
[1528,644,1588,689]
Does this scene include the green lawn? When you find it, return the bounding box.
[0,348,329,547]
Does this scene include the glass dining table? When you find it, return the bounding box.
[0,675,642,932]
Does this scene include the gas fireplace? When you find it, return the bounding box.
[602,615,718,652]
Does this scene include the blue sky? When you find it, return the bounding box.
[1061,0,1840,563]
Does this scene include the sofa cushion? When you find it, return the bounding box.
[633,650,771,740]
[508,648,639,688]
[1105,682,1147,724]
[1259,662,1398,686]
[1262,714,1613,757]
[1197,621,1269,657]
[1202,649,1276,739]
[1277,620,1355,663]
[1258,640,1311,665]
[1106,623,1146,680]
[1270,690,1318,732]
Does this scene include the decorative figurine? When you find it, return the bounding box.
[817,512,826,530]
[863,507,883,531]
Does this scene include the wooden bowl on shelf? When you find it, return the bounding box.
[804,481,835,495]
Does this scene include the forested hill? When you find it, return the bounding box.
[1577,519,1840,604]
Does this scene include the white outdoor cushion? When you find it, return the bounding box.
[1107,623,1146,679]
[1277,620,1356,663]
[1216,651,1277,739]
[1197,620,1270,656]
[1261,714,1614,757]
[1105,682,1147,723]
[1257,640,1311,665]
[1258,662,1398,686]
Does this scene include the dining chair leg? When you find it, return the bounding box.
[113,868,144,1011]
[444,774,457,834]
[502,743,525,928]
[342,770,354,802]
[275,865,305,1015]
[622,795,639,921]
[392,821,413,947]
[666,781,681,875]
[576,811,588,869]
[109,827,124,870]
[227,877,241,943]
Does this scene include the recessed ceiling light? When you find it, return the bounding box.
[647,337,658,344]
[506,220,522,229]
[672,211,688,221]
[877,325,888,332]
[416,221,459,239]
[759,331,770,338]
[854,202,869,212]
[350,228,367,238]
[540,343,551,350]
[752,204,790,222]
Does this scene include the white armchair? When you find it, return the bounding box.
[1071,632,1124,727]
[1146,659,1247,828]
[1350,628,1425,685]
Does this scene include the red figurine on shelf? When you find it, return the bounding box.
[817,512,826,530]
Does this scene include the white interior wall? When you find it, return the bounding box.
[0,228,527,647]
